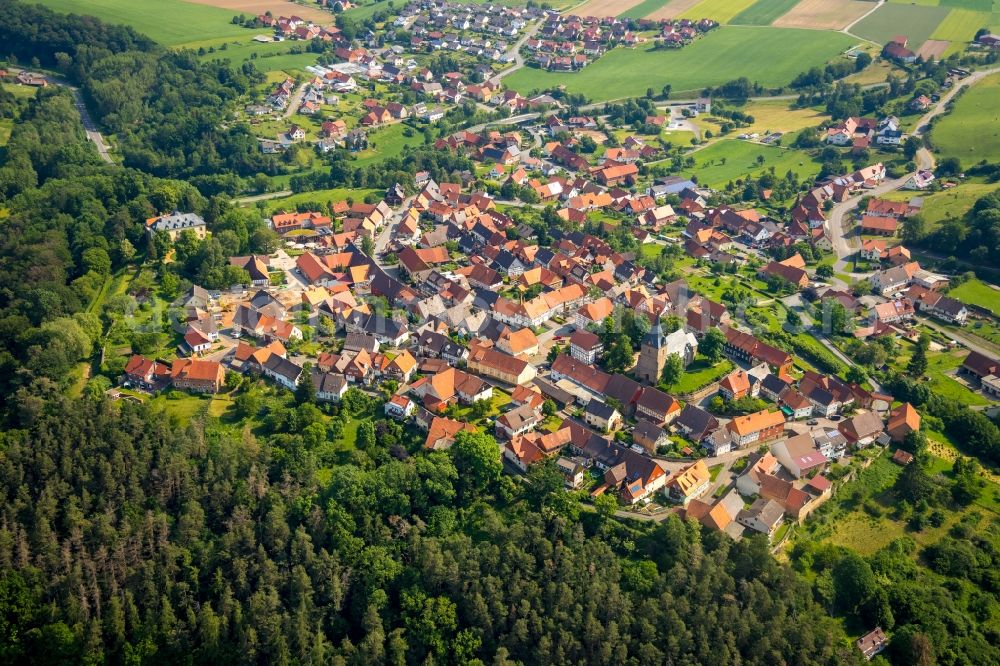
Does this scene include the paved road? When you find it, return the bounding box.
[826,65,1000,274]
[921,317,1000,357]
[495,20,542,80]
[233,189,293,205]
[283,82,309,120]
[9,67,114,163]
[843,0,883,41]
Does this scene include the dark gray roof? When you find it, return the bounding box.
[585,399,618,420]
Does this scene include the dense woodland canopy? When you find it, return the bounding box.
[0,390,861,665]
[0,0,276,189]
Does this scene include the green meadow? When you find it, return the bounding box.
[32,0,249,46]
[931,73,1000,168]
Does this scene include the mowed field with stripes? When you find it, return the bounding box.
[572,0,1000,49]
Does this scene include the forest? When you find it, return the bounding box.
[0,389,862,665]
[0,0,277,191]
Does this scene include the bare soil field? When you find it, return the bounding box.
[573,0,644,16]
[917,38,950,59]
[183,0,332,23]
[773,0,874,30]
[645,0,703,20]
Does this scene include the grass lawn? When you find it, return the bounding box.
[896,346,991,405]
[262,187,379,213]
[33,0,249,47]
[1,82,41,100]
[505,26,856,102]
[342,0,394,21]
[949,278,1000,316]
[0,118,13,147]
[735,99,827,135]
[841,59,898,86]
[682,139,822,189]
[888,180,997,233]
[352,123,425,167]
[619,0,672,18]
[851,3,951,46]
[201,41,319,74]
[678,0,759,23]
[931,72,1000,169]
[671,356,733,394]
[729,0,799,25]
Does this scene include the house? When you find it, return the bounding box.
[727,409,785,448]
[632,420,669,453]
[635,387,681,425]
[145,211,207,240]
[758,260,808,288]
[962,350,1000,382]
[497,327,540,358]
[771,433,828,479]
[838,411,886,448]
[860,216,898,236]
[424,416,476,450]
[569,329,603,364]
[496,403,542,439]
[313,372,348,403]
[583,399,622,432]
[575,297,614,330]
[262,355,303,390]
[887,402,920,442]
[737,498,784,539]
[856,628,888,661]
[814,430,848,460]
[170,358,225,393]
[556,456,587,488]
[675,404,719,443]
[123,355,171,391]
[667,459,712,506]
[467,340,536,385]
[504,436,545,471]
[719,369,752,401]
[722,327,792,378]
[736,452,781,496]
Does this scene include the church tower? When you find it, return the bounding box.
[636,317,668,384]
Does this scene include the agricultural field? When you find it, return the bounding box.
[677,0,758,23]
[644,0,703,20]
[506,26,856,102]
[573,0,644,17]
[949,278,1000,316]
[681,139,822,189]
[851,3,950,47]
[618,0,672,19]
[184,0,331,23]
[916,39,950,59]
[930,72,1000,168]
[930,6,999,53]
[728,0,799,25]
[773,0,875,31]
[33,0,250,46]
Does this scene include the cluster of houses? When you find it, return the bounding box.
[825,115,905,149]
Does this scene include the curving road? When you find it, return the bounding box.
[827,65,1000,274]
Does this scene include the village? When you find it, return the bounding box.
[120,107,1000,547]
